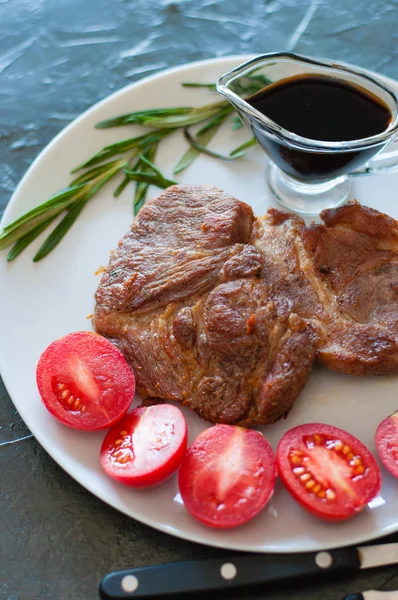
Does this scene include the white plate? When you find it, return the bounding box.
[1,55,398,554]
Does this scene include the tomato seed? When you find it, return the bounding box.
[288,440,355,502]
[326,489,336,500]
[293,467,305,474]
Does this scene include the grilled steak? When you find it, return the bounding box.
[93,185,314,425]
[252,202,398,375]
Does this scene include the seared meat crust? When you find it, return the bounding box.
[94,185,314,424]
[252,202,398,375]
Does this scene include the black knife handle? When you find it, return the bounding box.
[99,547,360,599]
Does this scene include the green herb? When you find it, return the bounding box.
[1,74,267,261]
[173,107,233,174]
[231,115,243,131]
[183,128,247,161]
[133,144,159,214]
[181,82,217,90]
[229,137,257,156]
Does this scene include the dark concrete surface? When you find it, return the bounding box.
[1,1,398,598]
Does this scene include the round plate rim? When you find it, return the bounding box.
[1,54,398,554]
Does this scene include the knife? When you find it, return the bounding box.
[345,592,398,600]
[99,542,398,599]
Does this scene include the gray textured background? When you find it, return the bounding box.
[1,1,398,598]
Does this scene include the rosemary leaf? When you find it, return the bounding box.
[137,153,166,178]
[173,110,230,175]
[1,185,84,234]
[196,107,232,135]
[124,169,177,188]
[133,144,158,214]
[96,107,194,129]
[113,176,130,198]
[71,158,128,186]
[229,137,257,156]
[181,82,217,89]
[134,195,146,215]
[230,74,272,97]
[34,160,125,261]
[136,109,221,129]
[33,199,88,262]
[7,215,59,262]
[231,115,243,130]
[71,133,154,171]
[0,185,87,250]
[183,128,247,161]
[97,102,227,131]
[114,150,146,199]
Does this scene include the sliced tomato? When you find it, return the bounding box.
[36,331,135,430]
[100,404,187,487]
[178,424,276,529]
[375,410,398,478]
[276,423,381,521]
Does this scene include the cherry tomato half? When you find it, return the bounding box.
[276,423,381,521]
[375,410,398,478]
[100,404,187,487]
[36,331,135,430]
[178,424,276,529]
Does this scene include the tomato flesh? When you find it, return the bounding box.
[178,424,276,529]
[376,410,398,478]
[100,404,187,487]
[276,423,381,521]
[36,331,135,430]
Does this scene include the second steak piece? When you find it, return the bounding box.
[93,185,314,425]
[252,202,398,375]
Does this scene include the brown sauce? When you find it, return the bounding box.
[246,75,392,182]
[248,75,391,142]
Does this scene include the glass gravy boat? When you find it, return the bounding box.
[217,53,398,215]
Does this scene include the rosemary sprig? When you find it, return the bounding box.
[230,137,257,156]
[1,73,269,261]
[174,107,233,174]
[133,144,159,214]
[72,129,172,171]
[96,103,225,130]
[124,165,177,188]
[183,127,247,161]
[231,115,243,131]
[181,82,217,90]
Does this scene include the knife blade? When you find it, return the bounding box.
[345,591,398,600]
[99,542,398,599]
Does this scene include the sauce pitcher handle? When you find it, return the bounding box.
[349,138,398,176]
